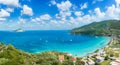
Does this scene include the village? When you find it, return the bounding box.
[56,38,120,65]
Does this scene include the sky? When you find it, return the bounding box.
[0,0,119,30]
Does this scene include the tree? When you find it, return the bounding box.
[105,55,109,60]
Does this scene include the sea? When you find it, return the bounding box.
[0,30,110,57]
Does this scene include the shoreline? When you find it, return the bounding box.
[21,36,111,58]
[2,37,111,58]
[0,36,119,65]
[84,36,111,57]
[0,30,113,58]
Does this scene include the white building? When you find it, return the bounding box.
[110,60,120,65]
[96,56,104,63]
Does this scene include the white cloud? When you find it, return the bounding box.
[0,0,20,7]
[0,9,10,18]
[4,0,120,30]
[6,8,14,12]
[31,14,51,23]
[40,14,51,20]
[57,4,119,28]
[75,4,120,24]
[74,11,83,16]
[57,0,72,11]
[21,5,33,16]
[105,5,120,19]
[50,20,58,24]
[55,14,60,19]
[0,18,6,21]
[31,19,36,22]
[115,0,120,4]
[94,8,105,19]
[31,18,46,25]
[92,0,104,4]
[115,0,120,7]
[35,0,120,30]
[51,0,56,5]
[55,0,72,22]
[0,9,10,21]
[18,18,26,24]
[69,17,78,24]
[75,15,94,24]
[80,3,88,10]
[24,2,120,30]
[49,0,56,6]
[55,11,71,22]
[105,5,116,18]
[60,11,71,17]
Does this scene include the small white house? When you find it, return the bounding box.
[96,56,104,63]
[86,58,95,65]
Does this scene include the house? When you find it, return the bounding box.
[72,57,76,65]
[110,57,116,61]
[58,55,64,63]
[86,58,95,65]
[96,56,104,63]
[80,59,88,65]
[65,52,72,56]
[110,59,120,65]
[96,49,106,56]
[72,57,76,61]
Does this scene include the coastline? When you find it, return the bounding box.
[0,30,112,58]
[85,36,111,57]
[0,32,119,65]
[28,36,111,58]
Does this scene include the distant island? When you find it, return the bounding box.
[14,29,24,32]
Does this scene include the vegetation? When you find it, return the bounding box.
[71,20,120,38]
[0,43,84,65]
[101,60,111,65]
[71,20,120,65]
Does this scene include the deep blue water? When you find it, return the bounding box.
[0,30,110,57]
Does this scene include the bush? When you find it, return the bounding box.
[76,61,85,65]
[105,56,109,60]
[95,62,100,65]
[62,60,73,65]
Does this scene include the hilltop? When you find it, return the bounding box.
[71,20,120,38]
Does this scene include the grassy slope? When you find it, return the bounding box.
[101,60,111,65]
[0,43,85,65]
[71,20,120,37]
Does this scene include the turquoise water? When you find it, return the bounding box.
[0,30,110,57]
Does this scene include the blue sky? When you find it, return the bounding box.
[0,0,119,30]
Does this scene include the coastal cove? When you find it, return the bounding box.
[0,30,110,57]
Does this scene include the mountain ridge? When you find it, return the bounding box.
[71,20,120,38]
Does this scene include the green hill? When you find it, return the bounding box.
[0,43,84,65]
[71,20,120,38]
